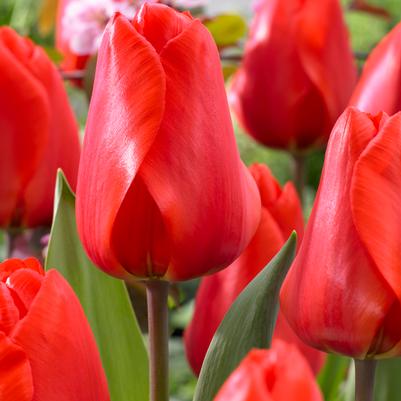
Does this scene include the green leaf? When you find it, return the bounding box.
[193,233,297,401]
[45,171,149,401]
[374,358,401,401]
[318,354,350,401]
[205,14,247,47]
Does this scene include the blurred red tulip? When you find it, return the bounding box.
[281,107,401,358]
[230,0,357,150]
[0,27,80,228]
[185,164,325,375]
[214,340,323,401]
[76,4,261,281]
[0,258,110,400]
[350,22,401,115]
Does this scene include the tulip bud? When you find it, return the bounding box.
[0,258,110,400]
[76,4,261,281]
[230,0,357,150]
[281,107,401,359]
[214,340,323,401]
[0,27,80,228]
[350,22,401,115]
[185,164,325,375]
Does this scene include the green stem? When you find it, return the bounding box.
[291,153,306,204]
[354,359,377,401]
[146,280,170,401]
[7,229,19,258]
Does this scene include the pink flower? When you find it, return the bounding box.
[62,0,154,55]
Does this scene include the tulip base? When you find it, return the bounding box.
[146,279,170,401]
[354,359,377,401]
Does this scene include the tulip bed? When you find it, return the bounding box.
[1,1,401,401]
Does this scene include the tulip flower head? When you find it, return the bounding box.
[281,107,401,359]
[350,22,401,115]
[230,0,357,150]
[214,340,323,401]
[185,164,325,375]
[0,27,80,228]
[76,4,261,281]
[0,258,110,400]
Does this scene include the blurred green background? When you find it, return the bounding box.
[1,0,400,400]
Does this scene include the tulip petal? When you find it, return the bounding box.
[139,20,260,280]
[7,269,43,312]
[351,113,401,300]
[12,270,109,401]
[282,109,396,357]
[298,0,356,131]
[0,332,33,401]
[22,46,80,227]
[133,3,193,53]
[185,208,285,374]
[350,24,401,115]
[0,283,19,335]
[76,14,166,277]
[0,28,49,225]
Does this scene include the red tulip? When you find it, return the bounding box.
[76,4,261,281]
[281,107,401,358]
[185,164,325,375]
[230,0,357,150]
[0,258,110,400]
[0,27,80,228]
[350,22,401,115]
[214,340,323,401]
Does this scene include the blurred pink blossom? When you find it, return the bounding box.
[62,0,149,55]
[62,0,207,56]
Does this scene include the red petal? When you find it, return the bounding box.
[0,28,49,226]
[139,20,260,280]
[7,269,43,312]
[22,45,80,227]
[185,208,284,374]
[133,3,193,53]
[350,23,401,116]
[351,113,401,300]
[76,14,166,278]
[185,163,312,374]
[214,342,323,401]
[281,108,396,358]
[12,270,110,401]
[0,332,33,401]
[0,283,20,334]
[298,0,357,131]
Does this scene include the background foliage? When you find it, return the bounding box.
[1,0,401,400]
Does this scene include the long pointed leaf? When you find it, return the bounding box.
[45,171,149,401]
[194,233,297,401]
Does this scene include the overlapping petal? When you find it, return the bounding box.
[0,333,33,401]
[0,28,49,226]
[0,27,80,228]
[12,269,110,401]
[185,164,324,374]
[230,0,356,150]
[76,13,166,277]
[77,5,261,281]
[281,108,401,358]
[214,341,323,401]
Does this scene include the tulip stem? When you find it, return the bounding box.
[292,153,307,204]
[146,279,170,401]
[7,229,19,258]
[354,359,377,401]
